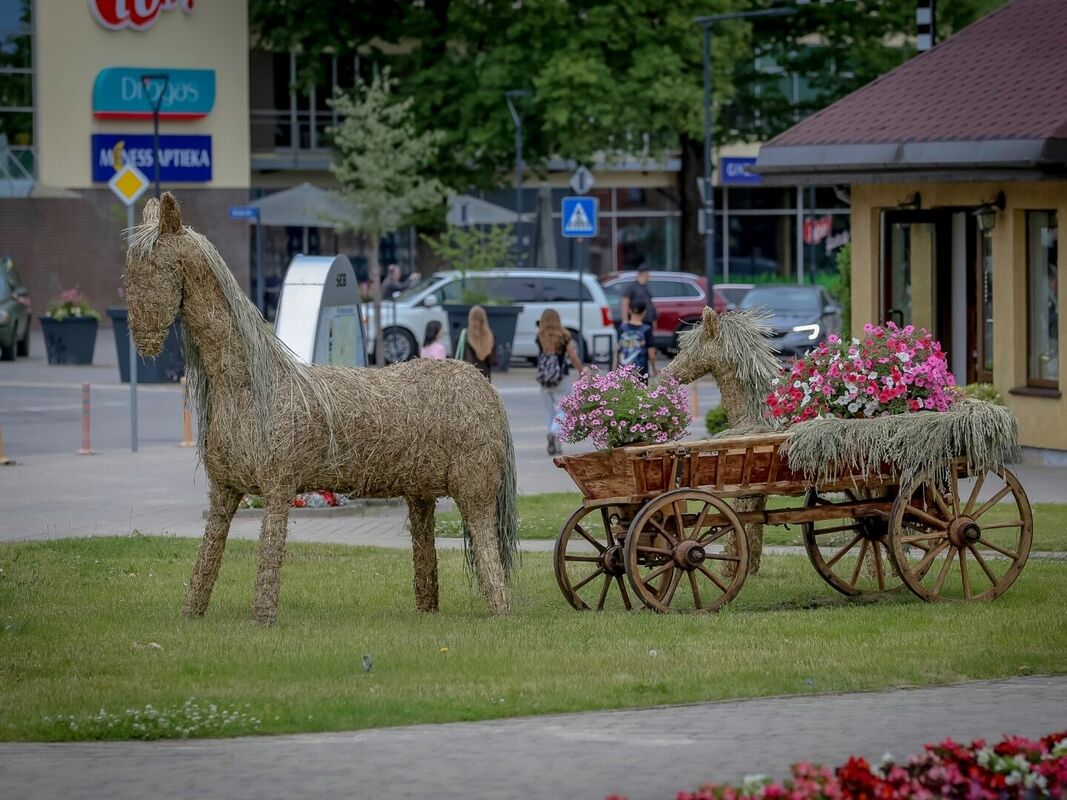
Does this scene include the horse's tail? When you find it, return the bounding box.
[496,421,519,578]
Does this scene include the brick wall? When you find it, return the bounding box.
[0,189,251,327]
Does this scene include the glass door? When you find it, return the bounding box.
[883,214,941,337]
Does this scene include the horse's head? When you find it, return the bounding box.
[668,306,724,385]
[126,192,186,357]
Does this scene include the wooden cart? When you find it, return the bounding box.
[552,433,1033,613]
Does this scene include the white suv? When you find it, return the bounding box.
[369,269,617,364]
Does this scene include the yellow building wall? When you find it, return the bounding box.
[35,0,249,189]
[850,182,1067,452]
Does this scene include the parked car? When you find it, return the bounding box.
[738,284,842,358]
[0,258,31,361]
[367,269,617,364]
[601,271,726,354]
[716,283,754,310]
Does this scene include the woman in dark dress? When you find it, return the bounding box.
[462,305,496,380]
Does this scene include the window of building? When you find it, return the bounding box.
[1027,211,1059,388]
[0,0,33,181]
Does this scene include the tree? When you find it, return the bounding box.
[329,71,446,365]
[423,226,515,304]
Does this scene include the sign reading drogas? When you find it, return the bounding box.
[91,134,212,183]
[93,68,215,120]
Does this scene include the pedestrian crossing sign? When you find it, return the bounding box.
[561,196,598,238]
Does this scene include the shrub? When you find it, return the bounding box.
[705,406,729,436]
[46,288,99,321]
[961,382,1004,405]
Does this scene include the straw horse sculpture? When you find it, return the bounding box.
[667,307,780,573]
[126,194,517,625]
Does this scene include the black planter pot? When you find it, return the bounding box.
[40,317,98,365]
[107,306,185,384]
[442,304,523,373]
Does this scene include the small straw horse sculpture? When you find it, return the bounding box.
[667,306,780,573]
[126,194,517,624]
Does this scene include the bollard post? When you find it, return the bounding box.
[0,425,13,465]
[179,376,194,448]
[78,382,96,455]
[689,383,700,418]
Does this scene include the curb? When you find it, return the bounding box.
[203,497,405,520]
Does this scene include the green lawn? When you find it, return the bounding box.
[2,535,1065,742]
[440,495,1067,551]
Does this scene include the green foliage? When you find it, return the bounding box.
[3,536,1066,741]
[705,405,729,437]
[423,226,516,305]
[961,382,1005,405]
[46,289,99,321]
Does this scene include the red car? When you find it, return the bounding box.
[601,271,727,353]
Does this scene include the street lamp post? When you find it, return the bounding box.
[505,89,532,265]
[694,8,794,307]
[140,73,170,198]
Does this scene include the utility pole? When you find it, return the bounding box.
[505,89,532,266]
[140,73,170,198]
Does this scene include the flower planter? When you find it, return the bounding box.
[40,317,98,365]
[107,306,185,384]
[442,303,523,372]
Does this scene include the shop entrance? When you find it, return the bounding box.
[881,209,981,384]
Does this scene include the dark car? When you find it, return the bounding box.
[601,271,726,354]
[0,258,31,361]
[739,284,841,358]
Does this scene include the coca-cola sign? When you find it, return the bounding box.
[89,0,196,32]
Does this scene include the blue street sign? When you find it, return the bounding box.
[561,196,598,238]
[91,133,212,183]
[721,156,761,186]
[229,205,260,221]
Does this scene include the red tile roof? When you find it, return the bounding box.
[763,0,1067,157]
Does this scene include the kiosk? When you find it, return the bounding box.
[274,255,368,367]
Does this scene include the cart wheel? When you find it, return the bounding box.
[887,466,1032,602]
[624,489,747,613]
[802,488,900,597]
[554,505,635,611]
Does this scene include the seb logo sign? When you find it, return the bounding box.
[93,68,216,119]
[89,0,195,32]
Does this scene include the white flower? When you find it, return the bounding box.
[847,402,861,413]
[896,351,911,363]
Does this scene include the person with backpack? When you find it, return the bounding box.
[536,309,584,455]
[616,298,656,382]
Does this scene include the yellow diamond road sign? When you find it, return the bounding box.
[108,163,150,207]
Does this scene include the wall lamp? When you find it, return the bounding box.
[975,191,1006,232]
[896,192,922,210]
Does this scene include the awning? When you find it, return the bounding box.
[247,182,362,228]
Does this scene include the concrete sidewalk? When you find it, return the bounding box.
[2,675,1064,800]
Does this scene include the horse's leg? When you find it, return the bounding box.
[408,497,439,612]
[182,482,242,618]
[252,491,292,625]
[457,495,511,616]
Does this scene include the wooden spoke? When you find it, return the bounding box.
[573,523,607,553]
[964,472,985,515]
[698,525,731,545]
[980,520,1025,531]
[811,523,862,536]
[971,485,1013,520]
[572,567,605,592]
[905,504,949,530]
[672,500,687,540]
[615,576,633,610]
[642,561,674,585]
[826,533,863,567]
[849,539,869,588]
[968,545,999,587]
[660,572,681,607]
[697,563,730,593]
[930,547,956,595]
[688,570,703,609]
[902,531,946,544]
[690,502,712,538]
[950,469,961,517]
[959,547,971,600]
[705,552,742,563]
[927,482,953,523]
[978,537,1019,561]
[636,545,674,557]
[564,554,601,563]
[596,575,612,610]
[912,540,949,580]
[647,514,679,546]
[872,541,886,591]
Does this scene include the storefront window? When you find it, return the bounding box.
[0,0,33,178]
[1027,211,1059,387]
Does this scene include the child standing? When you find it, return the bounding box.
[616,299,656,382]
[420,320,447,359]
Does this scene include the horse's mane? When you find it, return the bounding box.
[677,308,780,424]
[129,221,335,457]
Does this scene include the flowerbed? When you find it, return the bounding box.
[558,365,691,449]
[627,731,1067,800]
[767,322,956,425]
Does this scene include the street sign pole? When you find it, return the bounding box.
[141,73,169,199]
[577,237,584,357]
[256,222,265,315]
[126,204,138,453]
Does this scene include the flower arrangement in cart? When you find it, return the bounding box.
[767,322,957,425]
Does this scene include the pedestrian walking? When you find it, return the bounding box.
[459,305,496,381]
[619,263,658,328]
[381,264,409,298]
[420,320,447,360]
[616,299,656,382]
[536,309,583,455]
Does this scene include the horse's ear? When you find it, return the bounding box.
[701,306,721,339]
[141,197,160,226]
[159,192,183,234]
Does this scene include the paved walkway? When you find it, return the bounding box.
[2,676,1064,800]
